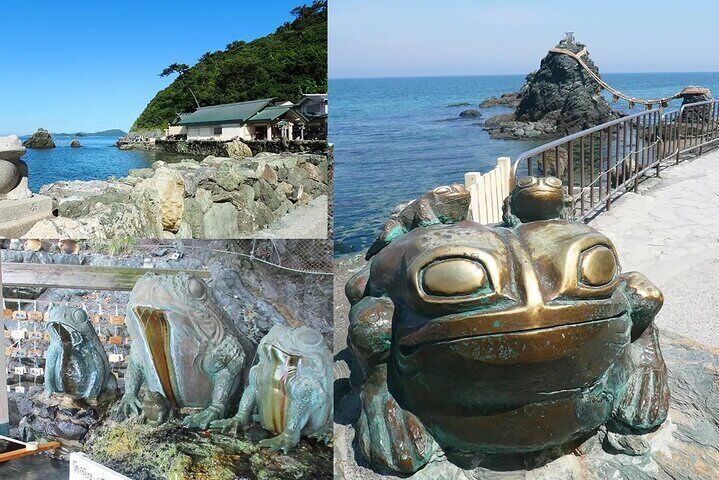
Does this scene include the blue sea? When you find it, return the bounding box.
[330,72,719,255]
[20,134,184,193]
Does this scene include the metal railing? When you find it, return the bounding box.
[509,100,719,220]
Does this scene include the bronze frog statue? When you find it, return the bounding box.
[211,324,333,453]
[346,177,669,473]
[118,273,255,429]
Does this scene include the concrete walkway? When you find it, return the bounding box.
[590,150,719,348]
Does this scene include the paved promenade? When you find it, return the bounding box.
[590,150,719,347]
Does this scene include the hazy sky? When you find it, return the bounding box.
[330,0,719,79]
[0,1,303,135]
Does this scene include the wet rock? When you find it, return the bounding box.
[70,140,81,148]
[479,92,522,108]
[23,128,56,149]
[459,109,482,118]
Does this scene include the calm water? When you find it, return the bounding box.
[20,135,185,192]
[330,72,719,254]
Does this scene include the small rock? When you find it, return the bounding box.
[70,140,81,148]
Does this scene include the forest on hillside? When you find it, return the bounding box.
[132,1,327,131]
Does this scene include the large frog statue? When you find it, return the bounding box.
[44,306,117,399]
[346,178,669,473]
[210,324,333,453]
[118,273,255,429]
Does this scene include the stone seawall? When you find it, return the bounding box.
[156,138,328,158]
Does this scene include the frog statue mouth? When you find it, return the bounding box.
[133,306,178,407]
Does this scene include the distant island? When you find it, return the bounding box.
[131,0,327,131]
[53,129,127,137]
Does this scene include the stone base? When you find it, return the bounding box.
[0,195,53,238]
[334,330,719,479]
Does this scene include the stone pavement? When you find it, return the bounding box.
[590,149,719,348]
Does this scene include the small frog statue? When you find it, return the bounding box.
[44,306,117,399]
[211,324,333,453]
[345,177,669,473]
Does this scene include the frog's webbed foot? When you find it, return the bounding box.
[309,423,333,444]
[259,432,298,454]
[356,365,436,474]
[209,416,245,436]
[116,394,142,421]
[614,323,670,431]
[182,404,224,430]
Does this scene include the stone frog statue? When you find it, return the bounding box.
[345,178,670,473]
[117,273,255,429]
[44,306,117,399]
[210,324,333,453]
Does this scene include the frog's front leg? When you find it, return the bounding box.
[181,367,235,429]
[258,374,323,453]
[210,366,258,435]
[614,272,669,431]
[349,296,436,474]
[116,353,144,420]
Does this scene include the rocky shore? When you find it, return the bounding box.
[483,35,619,140]
[23,151,329,239]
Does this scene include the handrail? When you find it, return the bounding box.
[503,99,719,222]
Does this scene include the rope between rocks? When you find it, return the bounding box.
[549,47,683,107]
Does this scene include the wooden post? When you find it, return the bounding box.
[464,172,482,223]
[0,254,8,436]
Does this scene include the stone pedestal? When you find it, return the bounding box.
[0,195,53,238]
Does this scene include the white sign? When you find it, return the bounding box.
[69,453,131,480]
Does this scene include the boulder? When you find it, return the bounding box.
[226,139,253,159]
[23,128,56,149]
[678,86,714,123]
[131,168,185,233]
[479,92,522,108]
[459,109,482,118]
[203,203,241,238]
[70,140,81,148]
[0,135,31,200]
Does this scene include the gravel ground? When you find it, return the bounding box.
[252,195,328,239]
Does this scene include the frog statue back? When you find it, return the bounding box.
[345,177,670,474]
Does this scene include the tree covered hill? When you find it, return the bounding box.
[131,1,327,131]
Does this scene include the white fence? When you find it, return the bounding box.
[464,156,512,224]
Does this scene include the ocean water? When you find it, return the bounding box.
[330,72,719,255]
[20,135,185,193]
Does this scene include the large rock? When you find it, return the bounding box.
[678,86,714,124]
[23,128,56,149]
[226,139,253,159]
[131,168,185,233]
[0,135,31,200]
[479,92,522,108]
[334,330,719,479]
[485,35,618,139]
[203,202,241,238]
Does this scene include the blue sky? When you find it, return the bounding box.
[330,0,719,79]
[0,1,304,135]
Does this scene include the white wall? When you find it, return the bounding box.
[186,123,252,141]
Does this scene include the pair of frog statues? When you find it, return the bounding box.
[43,273,332,453]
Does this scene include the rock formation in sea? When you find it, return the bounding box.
[23,128,56,148]
[484,35,619,139]
[23,151,329,239]
[459,109,482,118]
[70,140,81,148]
[479,92,522,108]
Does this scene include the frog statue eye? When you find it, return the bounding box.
[421,258,491,297]
[188,277,206,299]
[578,245,617,287]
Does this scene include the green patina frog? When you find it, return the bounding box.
[118,273,255,430]
[346,178,669,473]
[210,324,333,453]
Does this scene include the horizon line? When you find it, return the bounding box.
[329,70,719,81]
